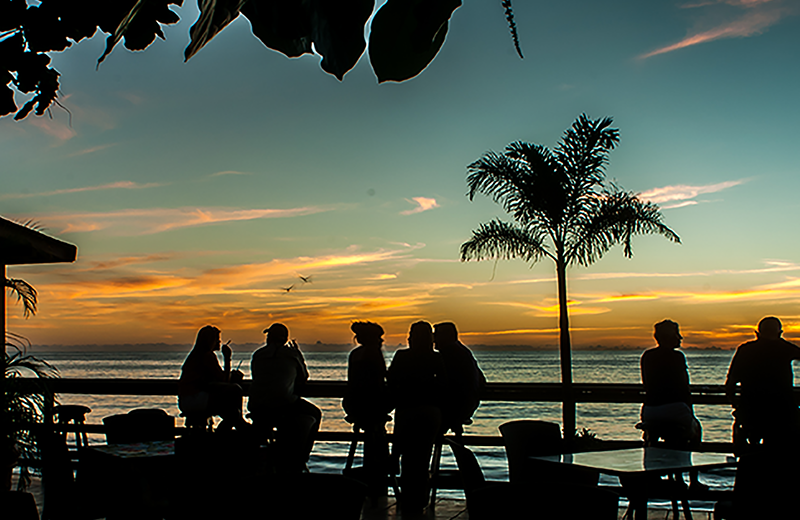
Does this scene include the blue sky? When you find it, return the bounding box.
[3,0,800,348]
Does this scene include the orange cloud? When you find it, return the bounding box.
[35,206,332,235]
[0,181,161,200]
[640,180,746,205]
[401,197,439,215]
[640,1,795,59]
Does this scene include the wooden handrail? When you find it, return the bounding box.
[16,378,743,404]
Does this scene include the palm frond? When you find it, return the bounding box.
[566,190,680,266]
[460,219,553,264]
[555,114,619,189]
[4,277,38,317]
[468,143,568,229]
[501,0,523,59]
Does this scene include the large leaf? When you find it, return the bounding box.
[97,0,146,65]
[185,0,247,61]
[241,0,314,58]
[98,0,182,66]
[369,0,461,83]
[307,0,373,80]
[0,0,26,32]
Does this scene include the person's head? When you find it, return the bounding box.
[757,316,783,340]
[195,325,221,352]
[408,321,434,351]
[654,319,682,349]
[263,323,289,346]
[351,321,384,347]
[433,322,458,345]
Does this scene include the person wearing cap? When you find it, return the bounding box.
[248,323,321,472]
[640,319,701,444]
[725,316,800,450]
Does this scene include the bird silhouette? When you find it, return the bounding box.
[298,275,313,283]
[281,285,295,293]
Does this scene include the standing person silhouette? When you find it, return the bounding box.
[248,323,321,472]
[640,320,702,445]
[725,316,800,451]
[387,321,445,514]
[178,325,245,430]
[343,321,393,497]
[433,322,486,435]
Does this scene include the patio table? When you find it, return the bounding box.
[530,447,736,520]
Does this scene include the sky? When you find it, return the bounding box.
[2,0,800,350]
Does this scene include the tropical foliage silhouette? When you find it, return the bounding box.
[461,114,680,436]
[1,0,522,121]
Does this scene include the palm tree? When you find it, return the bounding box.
[461,114,680,437]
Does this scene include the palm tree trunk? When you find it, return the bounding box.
[556,258,576,443]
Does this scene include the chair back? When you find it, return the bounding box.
[103,408,175,444]
[447,439,485,493]
[498,420,562,482]
[499,419,599,486]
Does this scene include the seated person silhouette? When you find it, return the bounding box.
[640,319,702,446]
[178,325,246,430]
[248,323,321,472]
[433,322,486,435]
[725,316,800,451]
[387,321,445,514]
[343,321,393,496]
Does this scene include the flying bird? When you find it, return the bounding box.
[298,275,313,283]
[281,285,295,293]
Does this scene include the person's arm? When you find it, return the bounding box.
[724,351,740,405]
[221,341,232,383]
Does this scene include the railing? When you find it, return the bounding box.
[17,378,749,450]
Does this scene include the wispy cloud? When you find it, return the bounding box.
[0,181,162,200]
[67,143,117,158]
[209,170,251,177]
[401,197,439,215]
[28,117,77,141]
[41,205,334,235]
[640,0,796,59]
[640,179,746,208]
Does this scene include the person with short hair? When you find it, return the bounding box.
[640,320,702,444]
[725,316,800,450]
[433,322,486,434]
[178,325,245,430]
[388,321,445,514]
[248,323,321,472]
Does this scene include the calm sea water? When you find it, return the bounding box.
[36,348,784,504]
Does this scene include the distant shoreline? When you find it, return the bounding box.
[24,343,734,353]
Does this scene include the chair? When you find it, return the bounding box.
[499,419,599,486]
[714,449,800,520]
[342,420,400,498]
[2,491,40,520]
[53,405,91,450]
[103,408,175,444]
[37,426,106,520]
[449,438,618,520]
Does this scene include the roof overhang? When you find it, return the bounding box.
[0,216,77,265]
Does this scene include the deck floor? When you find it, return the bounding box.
[14,475,713,520]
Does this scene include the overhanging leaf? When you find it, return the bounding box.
[368,0,461,83]
[185,0,247,61]
[308,0,374,80]
[241,0,313,58]
[97,0,146,66]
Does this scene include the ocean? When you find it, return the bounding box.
[35,348,780,505]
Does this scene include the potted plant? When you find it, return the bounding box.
[3,334,57,491]
[3,273,58,491]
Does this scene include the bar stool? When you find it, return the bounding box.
[53,404,91,449]
[343,417,399,498]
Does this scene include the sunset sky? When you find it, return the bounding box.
[3,0,799,350]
